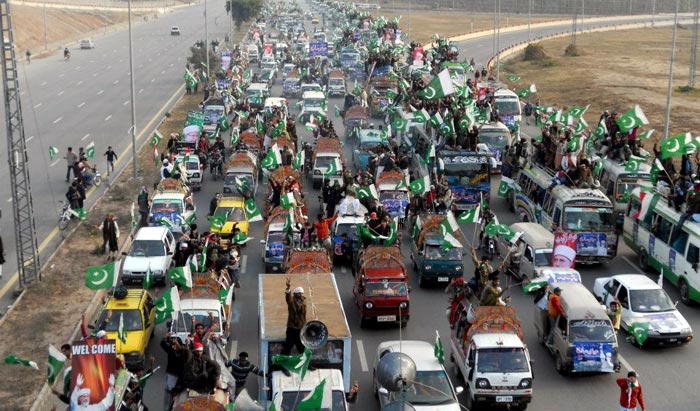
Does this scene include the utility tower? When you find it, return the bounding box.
[0,0,41,287]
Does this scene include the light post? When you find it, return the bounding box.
[128,0,138,178]
[662,0,680,140]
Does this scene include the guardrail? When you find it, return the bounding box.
[10,0,197,12]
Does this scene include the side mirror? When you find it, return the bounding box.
[468,360,474,368]
[455,386,464,394]
[378,387,389,396]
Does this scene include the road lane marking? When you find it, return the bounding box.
[27,136,34,142]
[356,340,369,372]
[50,159,60,167]
[6,198,12,203]
[40,81,47,86]
[53,117,63,124]
[123,100,129,106]
[77,102,85,108]
[340,266,347,273]
[105,115,112,121]
[57,90,64,96]
[618,354,633,372]
[97,90,104,95]
[81,133,90,141]
[113,80,119,85]
[77,80,83,85]
[33,103,42,109]
[622,256,644,274]
[58,73,65,78]
[228,340,238,360]
[138,88,144,94]
[241,255,248,274]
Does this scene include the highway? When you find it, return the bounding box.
[24,6,696,410]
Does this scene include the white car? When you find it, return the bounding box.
[373,340,463,410]
[170,26,181,35]
[593,274,693,346]
[121,227,176,286]
[80,39,94,49]
[175,154,203,190]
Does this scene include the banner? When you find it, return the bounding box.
[576,232,608,257]
[553,231,577,268]
[183,124,200,144]
[70,339,117,411]
[309,42,329,57]
[572,342,615,373]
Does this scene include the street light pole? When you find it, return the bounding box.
[527,0,531,41]
[492,0,497,57]
[205,0,209,78]
[43,3,47,51]
[663,0,680,140]
[408,0,412,41]
[496,0,501,80]
[128,0,138,178]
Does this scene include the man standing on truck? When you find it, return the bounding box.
[283,276,307,355]
[226,352,264,397]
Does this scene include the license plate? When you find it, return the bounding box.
[377,315,396,322]
[496,396,513,403]
[438,277,449,282]
[668,338,677,343]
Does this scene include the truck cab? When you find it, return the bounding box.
[410,214,465,287]
[327,70,346,97]
[353,245,409,328]
[270,369,348,410]
[478,122,511,172]
[298,90,327,123]
[223,152,259,197]
[353,129,383,171]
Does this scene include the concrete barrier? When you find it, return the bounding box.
[9,0,197,13]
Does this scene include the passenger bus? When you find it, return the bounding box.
[493,89,522,132]
[624,187,700,305]
[593,158,651,227]
[509,166,618,262]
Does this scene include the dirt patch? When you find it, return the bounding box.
[503,26,700,139]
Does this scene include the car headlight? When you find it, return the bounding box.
[399,301,408,309]
[122,270,131,276]
[192,173,200,178]
[455,266,462,271]
[314,170,321,175]
[364,302,373,309]
[647,328,659,335]
[153,270,164,275]
[476,378,491,389]
[681,327,692,334]
[519,378,532,389]
[424,265,432,271]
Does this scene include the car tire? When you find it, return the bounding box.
[359,316,367,329]
[679,279,693,306]
[555,353,567,375]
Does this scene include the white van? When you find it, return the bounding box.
[478,121,511,171]
[493,89,522,132]
[501,222,553,280]
[270,369,347,410]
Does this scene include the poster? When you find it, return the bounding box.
[572,342,615,373]
[309,42,328,57]
[553,231,577,268]
[183,124,200,144]
[70,339,117,411]
[577,232,608,257]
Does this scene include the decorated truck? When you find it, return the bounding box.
[262,206,304,272]
[376,170,410,222]
[223,151,259,197]
[312,137,345,189]
[353,245,409,328]
[149,178,196,227]
[410,214,465,287]
[284,249,333,274]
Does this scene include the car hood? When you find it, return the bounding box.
[400,401,461,411]
[123,256,169,272]
[107,330,147,355]
[627,311,691,333]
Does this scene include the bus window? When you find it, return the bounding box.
[657,217,674,243]
[553,207,561,225]
[686,244,700,267]
[628,198,641,220]
[671,229,689,254]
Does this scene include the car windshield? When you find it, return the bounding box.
[534,250,552,266]
[569,319,617,343]
[495,99,521,116]
[97,309,143,332]
[301,85,322,93]
[304,98,324,108]
[630,289,675,312]
[329,78,344,85]
[563,207,615,231]
[171,310,218,333]
[359,139,382,150]
[262,71,274,79]
[315,156,338,168]
[477,348,530,373]
[213,206,246,222]
[225,173,254,188]
[335,223,356,238]
[204,108,224,124]
[425,245,462,261]
[268,231,285,244]
[616,177,647,200]
[128,239,165,257]
[479,131,510,149]
[389,370,454,405]
[185,161,199,171]
[379,191,408,201]
[280,391,345,411]
[365,281,408,297]
[151,201,183,215]
[442,156,490,180]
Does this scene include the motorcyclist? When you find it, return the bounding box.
[209,147,223,176]
[63,47,70,60]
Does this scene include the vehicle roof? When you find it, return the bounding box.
[510,223,553,248]
[631,187,700,237]
[556,282,609,319]
[363,267,405,280]
[606,274,662,290]
[376,341,444,371]
[494,89,519,97]
[133,226,170,240]
[303,90,325,99]
[479,122,510,132]
[104,289,149,309]
[521,167,612,205]
[602,157,652,177]
[152,192,185,200]
[272,368,344,392]
[336,215,365,224]
[358,130,384,142]
[471,333,525,349]
[264,97,288,106]
[174,155,200,164]
[247,83,268,90]
[218,198,245,208]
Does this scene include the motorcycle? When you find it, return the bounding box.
[82,166,103,188]
[58,200,81,230]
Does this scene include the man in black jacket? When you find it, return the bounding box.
[226,352,264,397]
[160,333,186,411]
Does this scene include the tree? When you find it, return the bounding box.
[230,0,262,30]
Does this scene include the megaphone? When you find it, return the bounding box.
[300,320,329,350]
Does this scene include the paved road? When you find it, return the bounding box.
[39,9,696,411]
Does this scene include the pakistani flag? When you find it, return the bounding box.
[234,232,250,245]
[439,118,455,136]
[154,286,181,324]
[592,120,608,140]
[593,157,606,175]
[422,144,436,165]
[280,192,296,209]
[625,155,645,173]
[429,112,443,128]
[616,104,649,133]
[409,175,430,195]
[284,209,295,233]
[517,84,537,98]
[255,115,265,136]
[484,220,520,242]
[231,127,240,146]
[168,266,192,288]
[4,355,38,370]
[184,69,198,88]
[629,322,650,345]
[439,211,460,235]
[638,129,655,140]
[413,108,430,123]
[150,130,163,147]
[356,184,378,200]
[418,69,455,100]
[434,331,445,365]
[568,105,590,118]
[73,207,87,220]
[498,176,516,197]
[522,277,548,293]
[49,146,59,160]
[218,286,234,306]
[573,118,588,136]
[235,110,249,119]
[391,116,408,133]
[209,214,227,232]
[118,313,128,344]
[458,208,480,224]
[650,158,664,184]
[218,115,230,131]
[142,267,153,290]
[85,261,119,290]
[47,345,66,384]
[261,144,282,170]
[244,198,263,222]
[507,74,521,82]
[442,231,463,249]
[272,347,312,380]
[660,132,694,159]
[235,177,250,197]
[296,378,331,411]
[271,121,285,138]
[458,111,475,132]
[85,141,95,159]
[324,158,341,176]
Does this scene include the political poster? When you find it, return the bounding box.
[183,124,200,144]
[572,342,615,373]
[577,232,608,257]
[553,231,577,268]
[309,42,328,57]
[69,339,117,411]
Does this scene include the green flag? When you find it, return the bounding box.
[261,144,282,170]
[616,104,649,133]
[168,266,192,288]
[231,127,240,146]
[117,312,128,343]
[85,141,95,159]
[49,146,59,160]
[356,184,378,200]
[650,158,664,184]
[522,277,548,293]
[434,331,445,365]
[244,198,263,222]
[624,155,645,173]
[218,286,234,306]
[234,231,250,245]
[296,378,330,411]
[280,192,296,209]
[409,175,430,195]
[439,212,460,235]
[184,69,198,88]
[507,74,520,82]
[498,176,515,197]
[4,354,38,370]
[592,120,608,140]
[484,220,521,242]
[638,129,655,140]
[218,116,230,131]
[413,108,430,123]
[235,177,250,197]
[592,157,606,176]
[568,105,590,118]
[255,115,265,136]
[324,158,341,176]
[457,208,480,224]
[573,118,588,136]
[85,261,118,290]
[629,322,650,345]
[150,131,163,147]
[660,132,692,159]
[47,345,67,384]
[209,214,226,232]
[142,267,153,290]
[441,231,463,249]
[154,287,181,324]
[418,69,455,99]
[271,347,312,380]
[74,207,87,220]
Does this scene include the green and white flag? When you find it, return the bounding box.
[429,112,443,128]
[517,84,537,98]
[624,155,645,173]
[356,184,378,200]
[418,69,455,100]
[280,192,296,209]
[209,214,226,232]
[434,330,445,364]
[629,322,650,345]
[218,115,230,131]
[296,378,331,411]
[650,158,664,184]
[457,207,480,224]
[118,312,128,344]
[616,104,649,133]
[255,115,265,136]
[391,116,408,132]
[142,266,153,290]
[573,118,588,136]
[234,232,250,245]
[291,150,305,171]
[154,286,181,324]
[218,286,234,306]
[150,130,163,147]
[261,143,282,170]
[660,132,693,159]
[413,108,430,123]
[85,142,95,159]
[592,120,608,140]
[498,176,516,197]
[168,266,192,288]
[522,277,548,293]
[85,261,119,290]
[568,105,590,118]
[439,211,460,235]
[441,231,463,249]
[484,220,520,242]
[506,74,521,82]
[49,146,59,160]
[422,144,436,165]
[231,127,240,146]
[271,347,312,380]
[244,198,263,222]
[74,207,87,220]
[235,177,250,197]
[324,158,342,176]
[409,175,430,195]
[284,209,295,233]
[458,111,475,132]
[638,129,655,140]
[47,345,67,384]
[184,69,198,87]
[156,216,174,228]
[4,354,38,370]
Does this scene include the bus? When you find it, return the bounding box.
[493,89,522,132]
[509,166,618,262]
[624,187,700,305]
[594,158,651,227]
